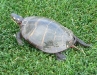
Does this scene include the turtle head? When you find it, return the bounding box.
[11,13,23,25]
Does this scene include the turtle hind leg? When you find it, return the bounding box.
[55,52,66,61]
[16,32,23,46]
[74,35,91,47]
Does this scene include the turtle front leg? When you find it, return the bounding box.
[16,32,23,46]
[55,52,66,61]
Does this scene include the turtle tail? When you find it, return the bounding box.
[73,35,91,47]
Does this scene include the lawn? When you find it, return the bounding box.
[0,0,97,75]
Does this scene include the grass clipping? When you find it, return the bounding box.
[72,45,86,55]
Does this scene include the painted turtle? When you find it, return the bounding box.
[11,13,91,60]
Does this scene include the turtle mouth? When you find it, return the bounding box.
[11,16,15,22]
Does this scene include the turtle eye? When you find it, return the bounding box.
[13,17,16,20]
[17,18,20,21]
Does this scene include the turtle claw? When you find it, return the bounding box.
[17,40,24,46]
[55,52,66,61]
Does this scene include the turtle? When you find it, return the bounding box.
[11,13,91,60]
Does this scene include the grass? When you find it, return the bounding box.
[0,0,97,75]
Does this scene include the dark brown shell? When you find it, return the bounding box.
[21,16,74,53]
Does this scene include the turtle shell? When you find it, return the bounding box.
[20,16,75,53]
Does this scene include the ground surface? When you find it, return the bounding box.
[0,0,97,75]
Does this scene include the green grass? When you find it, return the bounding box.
[0,0,97,75]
